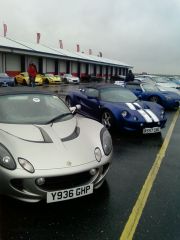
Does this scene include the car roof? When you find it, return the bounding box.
[0,87,56,96]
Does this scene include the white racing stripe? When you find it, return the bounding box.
[126,102,159,123]
[145,109,159,122]
[138,109,152,123]
[133,102,141,109]
[126,103,136,110]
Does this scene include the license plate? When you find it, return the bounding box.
[47,184,93,203]
[143,127,161,134]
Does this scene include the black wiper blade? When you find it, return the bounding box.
[46,113,72,124]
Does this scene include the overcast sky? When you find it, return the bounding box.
[0,0,180,74]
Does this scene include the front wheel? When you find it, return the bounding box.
[101,110,115,131]
[65,96,73,107]
[149,96,160,104]
[23,79,27,86]
[44,79,49,85]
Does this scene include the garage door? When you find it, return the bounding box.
[6,53,21,76]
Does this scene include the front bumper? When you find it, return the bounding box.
[119,119,166,133]
[0,82,15,87]
[0,155,112,203]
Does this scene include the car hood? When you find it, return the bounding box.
[0,117,103,170]
[110,101,153,110]
[108,101,162,122]
[0,77,14,82]
[68,77,79,80]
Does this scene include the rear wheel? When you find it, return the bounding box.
[101,110,115,131]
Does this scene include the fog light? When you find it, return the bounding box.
[140,123,144,127]
[36,177,45,186]
[94,147,102,162]
[3,156,11,164]
[89,168,97,176]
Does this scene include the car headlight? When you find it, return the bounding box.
[18,158,35,173]
[0,144,16,170]
[100,128,112,155]
[121,110,128,118]
[160,109,165,119]
[165,96,172,100]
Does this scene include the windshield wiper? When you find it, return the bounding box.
[46,113,72,124]
[133,98,139,102]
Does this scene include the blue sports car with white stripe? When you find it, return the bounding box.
[65,85,167,134]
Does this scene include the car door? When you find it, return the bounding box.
[78,88,100,119]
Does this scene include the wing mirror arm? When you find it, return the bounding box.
[69,104,81,114]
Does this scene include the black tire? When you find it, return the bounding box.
[44,79,49,85]
[23,79,27,86]
[149,96,161,104]
[64,78,68,84]
[101,110,115,131]
[65,96,73,107]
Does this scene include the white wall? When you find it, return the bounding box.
[0,53,2,72]
[6,53,21,71]
[96,65,100,75]
[59,60,66,73]
[81,63,86,74]
[46,58,54,73]
[71,61,77,73]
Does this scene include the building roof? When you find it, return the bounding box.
[0,36,132,68]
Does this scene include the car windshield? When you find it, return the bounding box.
[100,87,138,103]
[142,84,159,92]
[46,74,54,77]
[151,76,169,83]
[65,74,72,77]
[0,73,8,78]
[23,72,29,77]
[0,93,72,124]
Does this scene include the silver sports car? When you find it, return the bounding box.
[0,87,112,203]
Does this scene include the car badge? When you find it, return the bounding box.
[66,161,72,166]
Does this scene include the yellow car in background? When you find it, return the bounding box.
[15,72,43,86]
[42,73,62,84]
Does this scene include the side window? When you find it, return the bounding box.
[85,88,99,98]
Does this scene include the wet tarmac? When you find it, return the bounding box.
[0,84,179,240]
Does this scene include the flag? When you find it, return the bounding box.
[76,44,80,52]
[89,49,92,55]
[37,33,41,44]
[3,23,7,37]
[59,40,63,49]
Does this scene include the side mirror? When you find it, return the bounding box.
[69,104,81,114]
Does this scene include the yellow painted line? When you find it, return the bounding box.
[120,109,180,240]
